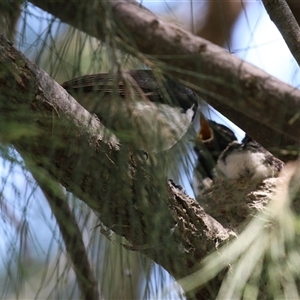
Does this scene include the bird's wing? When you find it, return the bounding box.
[62,70,199,151]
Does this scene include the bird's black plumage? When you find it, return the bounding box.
[62,70,199,151]
[62,70,198,117]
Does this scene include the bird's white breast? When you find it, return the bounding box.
[130,102,194,150]
[217,150,275,180]
[78,92,196,151]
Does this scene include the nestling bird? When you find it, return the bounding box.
[193,118,284,196]
[62,70,199,152]
[216,135,284,182]
[193,115,237,180]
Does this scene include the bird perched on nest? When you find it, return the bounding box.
[193,117,284,193]
[62,70,199,153]
[216,135,284,183]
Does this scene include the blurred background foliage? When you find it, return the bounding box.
[1,0,300,299]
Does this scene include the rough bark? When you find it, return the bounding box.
[0,35,237,298]
[29,0,300,161]
[287,0,300,25]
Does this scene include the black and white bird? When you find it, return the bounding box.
[193,118,284,195]
[62,70,199,152]
[216,135,284,182]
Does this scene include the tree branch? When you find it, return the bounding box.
[286,0,300,25]
[262,0,300,68]
[0,35,235,294]
[29,0,300,160]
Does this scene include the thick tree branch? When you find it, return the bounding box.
[29,0,300,159]
[0,35,235,294]
[262,0,300,68]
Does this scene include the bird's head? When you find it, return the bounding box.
[194,115,237,159]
